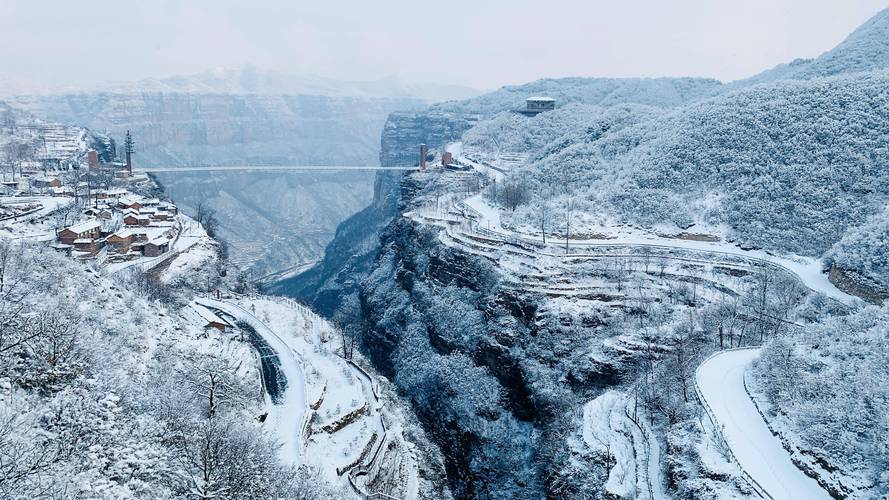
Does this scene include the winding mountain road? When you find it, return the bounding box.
[695,348,831,500]
[445,168,840,498]
[195,297,307,465]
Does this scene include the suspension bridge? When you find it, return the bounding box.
[139,165,419,173]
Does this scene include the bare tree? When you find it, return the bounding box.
[639,248,653,274]
[537,200,550,244]
[656,257,668,278]
[23,308,81,373]
[498,178,530,211]
[687,265,705,305]
[0,405,65,496]
[611,258,629,292]
[564,195,576,254]
[181,352,250,418]
[194,202,219,238]
[746,261,775,343]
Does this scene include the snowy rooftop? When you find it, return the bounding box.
[119,196,144,205]
[64,220,101,233]
[526,96,555,102]
[190,303,228,326]
[110,229,136,238]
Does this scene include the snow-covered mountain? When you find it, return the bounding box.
[742,7,889,84]
[1,67,482,103]
[279,7,889,499]
[109,68,483,102]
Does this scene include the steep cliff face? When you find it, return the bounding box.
[355,174,629,498]
[13,93,425,167]
[269,111,476,313]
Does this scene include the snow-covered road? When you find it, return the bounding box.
[696,348,831,500]
[195,297,307,466]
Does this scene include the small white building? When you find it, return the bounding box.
[519,96,556,116]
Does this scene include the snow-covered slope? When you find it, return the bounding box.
[744,7,889,84]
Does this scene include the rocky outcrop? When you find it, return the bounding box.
[828,265,888,305]
[355,182,627,497]
[378,111,478,167]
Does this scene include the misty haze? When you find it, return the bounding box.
[0,1,888,499]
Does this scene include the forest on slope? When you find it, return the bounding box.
[497,71,889,257]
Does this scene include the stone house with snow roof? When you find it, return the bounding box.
[57,220,102,245]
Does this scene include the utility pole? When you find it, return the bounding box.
[124,130,135,175]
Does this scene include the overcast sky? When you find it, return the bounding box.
[1,0,888,91]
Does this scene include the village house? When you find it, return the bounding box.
[191,303,230,333]
[157,202,178,215]
[72,238,103,257]
[93,188,127,202]
[143,238,170,257]
[118,197,143,211]
[123,213,151,226]
[84,205,113,220]
[50,186,74,197]
[57,220,102,245]
[32,176,61,189]
[106,229,136,253]
[150,211,170,222]
[106,227,152,254]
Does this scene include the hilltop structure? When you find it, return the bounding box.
[518,96,555,116]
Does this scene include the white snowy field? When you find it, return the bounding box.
[696,348,832,500]
[0,196,74,240]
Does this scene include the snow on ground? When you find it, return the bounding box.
[0,196,74,240]
[228,297,425,498]
[696,348,832,500]
[581,391,667,500]
[463,193,502,231]
[195,297,308,466]
[236,297,377,482]
[159,235,217,284]
[426,179,855,303]
[583,391,639,498]
[105,214,206,274]
[457,147,507,181]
